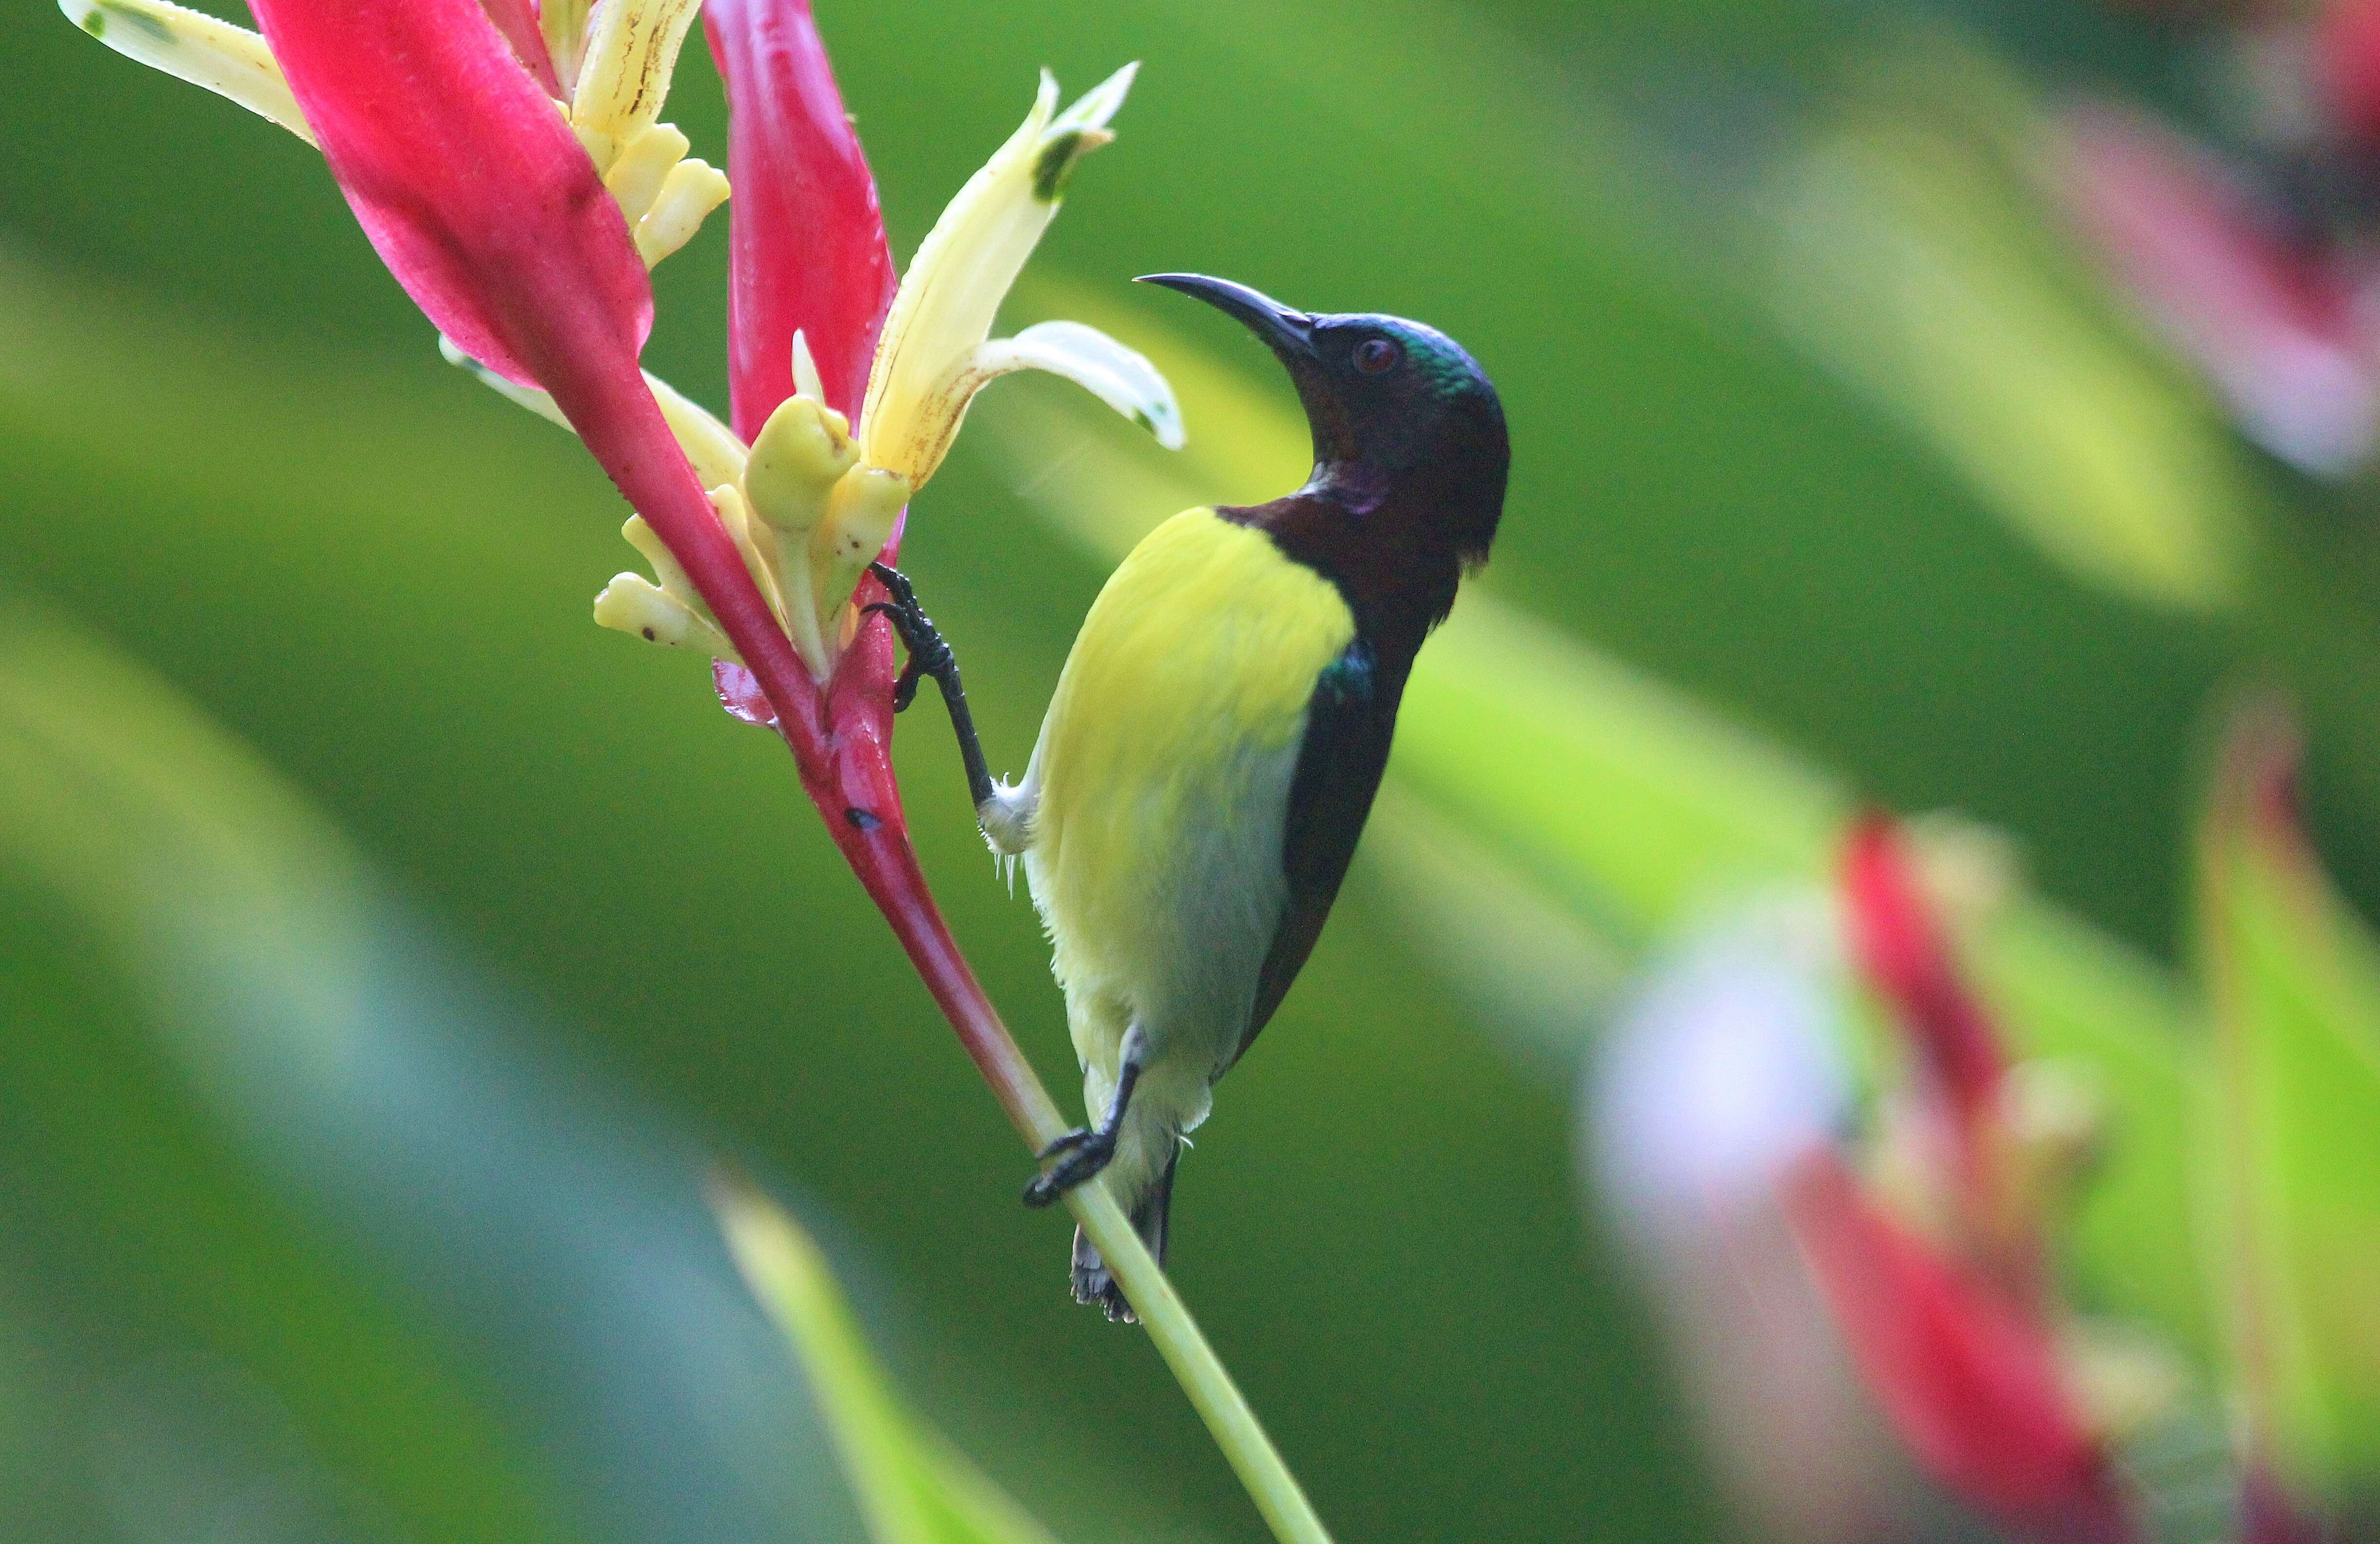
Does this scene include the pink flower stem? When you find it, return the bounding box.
[806,680,1070,1147]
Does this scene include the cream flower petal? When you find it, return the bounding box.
[649,378,751,493]
[603,122,692,225]
[571,0,705,172]
[791,331,828,408]
[813,469,907,606]
[61,0,314,145]
[594,572,733,656]
[972,320,1184,449]
[632,157,731,268]
[541,0,593,96]
[879,319,1182,491]
[858,64,1139,487]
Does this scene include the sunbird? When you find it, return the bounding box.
[870,274,1508,1319]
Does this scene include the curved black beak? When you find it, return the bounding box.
[1138,274,1348,462]
[1137,273,1317,362]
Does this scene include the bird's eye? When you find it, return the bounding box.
[1353,337,1401,374]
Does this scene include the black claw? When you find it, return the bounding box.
[867,559,919,611]
[861,562,998,809]
[1021,1127,1119,1208]
[1037,1128,1096,1160]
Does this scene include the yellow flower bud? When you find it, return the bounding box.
[593,573,732,657]
[810,468,910,628]
[745,395,858,541]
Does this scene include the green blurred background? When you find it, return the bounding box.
[2,0,2360,1540]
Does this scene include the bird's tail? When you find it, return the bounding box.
[1070,1145,1178,1323]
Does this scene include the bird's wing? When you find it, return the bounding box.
[1229,638,1400,1071]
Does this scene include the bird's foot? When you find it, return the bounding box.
[859,562,950,713]
[1022,1126,1119,1208]
[857,562,1004,813]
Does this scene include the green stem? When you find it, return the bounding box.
[1065,1179,1334,1544]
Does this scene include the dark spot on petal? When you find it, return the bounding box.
[641,626,657,641]
[1032,131,1086,202]
[100,2,174,42]
[844,807,881,832]
[80,9,104,36]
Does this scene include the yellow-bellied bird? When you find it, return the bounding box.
[868,274,1508,1319]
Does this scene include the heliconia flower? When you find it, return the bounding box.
[426,40,1177,683]
[1841,814,2011,1179]
[1785,1152,2139,1544]
[587,59,1181,680]
[60,0,865,796]
[2054,101,2378,478]
[1804,815,2182,1539]
[702,62,1181,679]
[73,0,1180,690]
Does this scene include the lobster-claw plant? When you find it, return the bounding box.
[62,3,1329,1542]
[1789,783,2380,1543]
[1786,816,2166,1543]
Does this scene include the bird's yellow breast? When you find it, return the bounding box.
[1024,508,1356,1044]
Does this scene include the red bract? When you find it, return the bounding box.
[249,0,648,393]
[1841,814,2009,1148]
[254,0,829,774]
[1786,1154,2135,1544]
[2320,0,2380,145]
[2056,102,2375,475]
[707,0,898,434]
[478,0,562,97]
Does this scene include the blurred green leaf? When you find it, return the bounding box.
[0,606,579,1542]
[0,443,1208,1544]
[0,605,887,1544]
[2198,706,2380,1499]
[719,1179,1068,1544]
[1759,39,2250,612]
[1356,784,1628,1077]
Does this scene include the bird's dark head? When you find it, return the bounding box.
[1139,274,1508,570]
